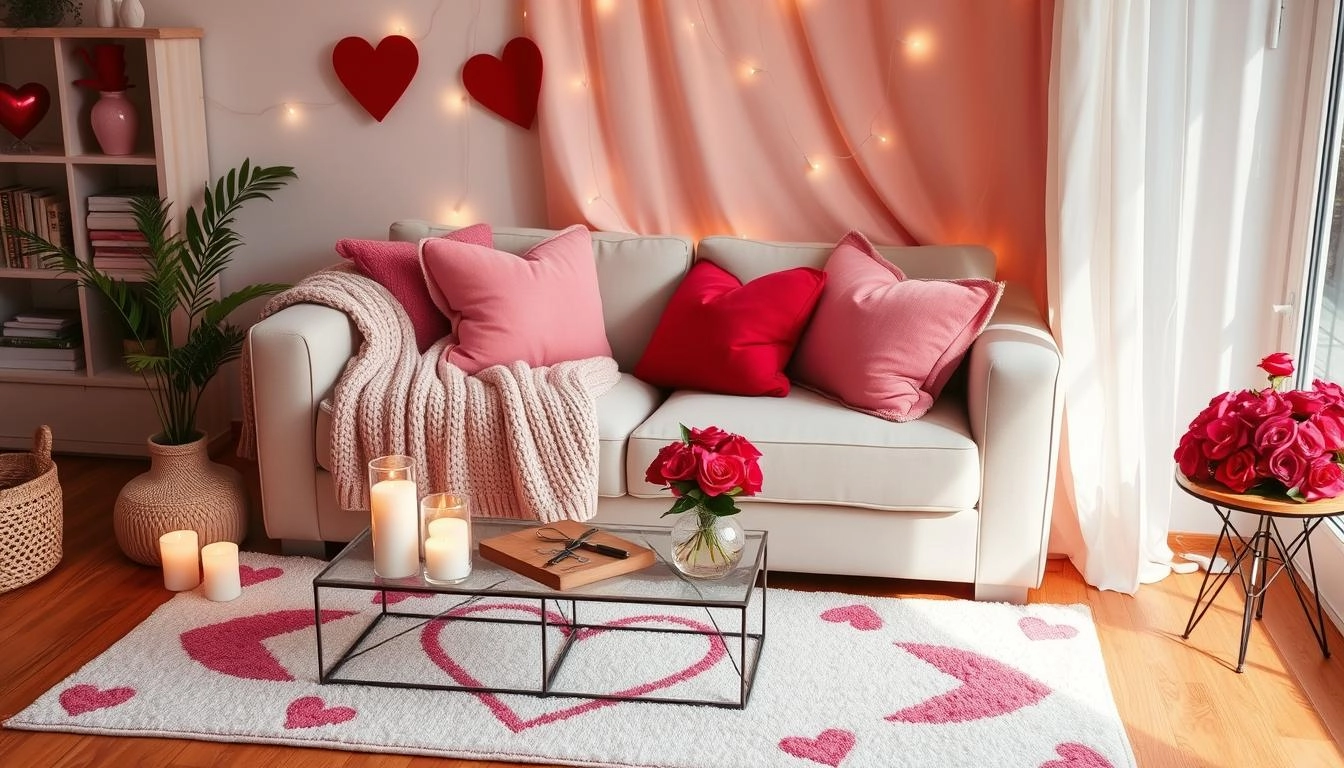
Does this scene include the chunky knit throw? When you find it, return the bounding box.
[239,265,620,522]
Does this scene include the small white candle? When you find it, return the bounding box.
[424,517,471,582]
[370,478,419,578]
[159,530,200,592]
[201,541,242,602]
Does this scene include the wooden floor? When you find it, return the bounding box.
[2,450,1344,767]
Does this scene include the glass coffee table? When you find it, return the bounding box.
[312,519,768,709]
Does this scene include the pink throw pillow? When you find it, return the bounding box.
[420,224,612,374]
[790,231,1003,422]
[336,223,492,353]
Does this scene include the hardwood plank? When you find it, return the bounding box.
[3,447,1344,767]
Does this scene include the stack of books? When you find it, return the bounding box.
[87,189,154,271]
[0,186,71,269]
[0,310,84,371]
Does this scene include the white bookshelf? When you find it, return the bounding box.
[0,27,224,456]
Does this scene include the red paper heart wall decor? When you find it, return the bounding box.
[332,35,419,122]
[462,37,543,129]
[0,82,51,140]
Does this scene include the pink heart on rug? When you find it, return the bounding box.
[779,728,856,767]
[422,602,727,732]
[373,590,434,606]
[284,696,356,729]
[238,565,283,587]
[59,684,134,716]
[181,609,356,682]
[1042,742,1114,768]
[820,604,883,631]
[887,643,1052,723]
[1019,617,1079,641]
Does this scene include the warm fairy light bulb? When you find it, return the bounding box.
[806,157,821,173]
[282,103,301,124]
[587,193,600,205]
[388,17,408,36]
[876,134,890,144]
[905,31,933,61]
[443,90,468,114]
[595,0,616,14]
[573,76,588,90]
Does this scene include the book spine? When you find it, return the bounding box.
[0,189,17,268]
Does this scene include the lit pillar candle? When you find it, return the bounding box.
[370,478,419,578]
[201,541,241,602]
[159,530,200,591]
[425,517,471,582]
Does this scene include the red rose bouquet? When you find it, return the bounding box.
[1175,353,1344,502]
[645,424,762,577]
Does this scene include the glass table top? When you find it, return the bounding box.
[315,518,766,608]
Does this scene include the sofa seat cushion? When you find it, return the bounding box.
[314,373,663,498]
[625,388,980,511]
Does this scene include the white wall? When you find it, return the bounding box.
[87,0,548,415]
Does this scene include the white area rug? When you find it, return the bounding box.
[5,553,1136,768]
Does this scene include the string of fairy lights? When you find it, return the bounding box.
[202,0,933,230]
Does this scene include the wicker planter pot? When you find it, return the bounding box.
[114,433,246,565]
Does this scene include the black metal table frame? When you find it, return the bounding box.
[312,536,768,709]
[1181,501,1333,672]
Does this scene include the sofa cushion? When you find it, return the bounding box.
[391,221,692,372]
[315,374,663,497]
[420,225,612,374]
[625,388,980,511]
[336,223,492,352]
[791,231,1004,422]
[596,374,666,496]
[695,236,996,283]
[633,259,825,397]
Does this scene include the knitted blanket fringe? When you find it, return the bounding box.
[239,265,620,522]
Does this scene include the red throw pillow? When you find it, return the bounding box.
[634,259,826,397]
[336,223,492,352]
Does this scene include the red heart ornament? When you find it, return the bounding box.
[0,82,51,140]
[462,37,543,129]
[332,35,418,122]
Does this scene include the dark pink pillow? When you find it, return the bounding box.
[790,231,1003,421]
[419,224,612,374]
[634,259,825,396]
[336,223,492,352]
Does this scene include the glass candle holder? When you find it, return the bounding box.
[368,455,419,579]
[421,492,472,584]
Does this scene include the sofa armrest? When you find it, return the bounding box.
[246,303,359,542]
[966,282,1062,594]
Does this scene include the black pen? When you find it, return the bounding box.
[576,541,628,559]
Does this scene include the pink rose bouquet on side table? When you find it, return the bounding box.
[1175,353,1344,502]
[645,424,763,578]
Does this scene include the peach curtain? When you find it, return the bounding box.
[529,0,1054,301]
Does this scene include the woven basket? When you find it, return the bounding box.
[0,426,62,593]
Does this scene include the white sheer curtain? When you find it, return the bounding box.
[1047,0,1293,592]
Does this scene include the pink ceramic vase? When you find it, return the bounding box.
[90,90,137,155]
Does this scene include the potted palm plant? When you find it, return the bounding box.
[15,160,296,564]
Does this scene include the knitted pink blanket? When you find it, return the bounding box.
[239,266,620,522]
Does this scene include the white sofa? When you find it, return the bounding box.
[246,223,1062,602]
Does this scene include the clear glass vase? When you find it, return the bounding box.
[670,508,745,579]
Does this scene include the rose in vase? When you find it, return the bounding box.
[645,424,763,577]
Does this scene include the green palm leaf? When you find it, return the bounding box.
[10,159,296,445]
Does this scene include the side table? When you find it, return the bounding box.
[1176,472,1342,672]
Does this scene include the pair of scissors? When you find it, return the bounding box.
[544,527,600,567]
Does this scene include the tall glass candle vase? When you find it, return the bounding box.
[368,455,419,579]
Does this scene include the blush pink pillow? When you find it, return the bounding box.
[790,231,1003,422]
[419,224,612,374]
[336,223,492,353]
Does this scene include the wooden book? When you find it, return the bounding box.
[478,520,657,590]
